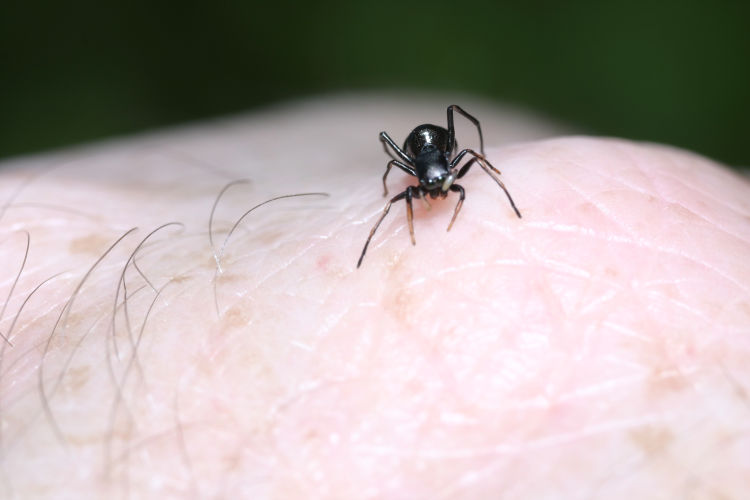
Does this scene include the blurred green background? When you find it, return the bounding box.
[1,1,748,165]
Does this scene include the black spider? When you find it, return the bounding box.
[357,105,522,268]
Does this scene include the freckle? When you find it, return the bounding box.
[578,202,597,213]
[732,381,749,402]
[629,425,674,455]
[63,365,91,393]
[647,368,689,397]
[63,312,85,332]
[69,234,112,254]
[604,266,619,278]
[304,428,320,442]
[257,229,284,246]
[222,304,250,329]
[170,274,190,284]
[215,272,245,284]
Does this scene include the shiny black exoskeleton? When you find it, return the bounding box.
[357,105,522,268]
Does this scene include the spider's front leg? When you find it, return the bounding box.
[450,149,522,219]
[382,159,416,197]
[446,105,485,157]
[446,184,465,232]
[358,187,417,268]
[380,131,414,165]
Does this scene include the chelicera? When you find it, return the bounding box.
[357,104,522,268]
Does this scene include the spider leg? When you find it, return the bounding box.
[405,186,417,245]
[420,193,432,211]
[450,149,522,219]
[383,159,416,197]
[447,105,484,157]
[446,184,465,232]
[357,189,409,268]
[380,131,414,165]
[456,157,478,179]
[450,148,480,170]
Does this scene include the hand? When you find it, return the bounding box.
[1,96,748,498]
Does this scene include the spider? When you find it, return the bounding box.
[357,105,522,268]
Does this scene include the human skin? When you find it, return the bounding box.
[0,96,749,499]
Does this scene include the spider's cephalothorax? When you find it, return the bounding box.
[357,105,522,268]
[405,124,456,195]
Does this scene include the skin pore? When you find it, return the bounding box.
[0,95,749,499]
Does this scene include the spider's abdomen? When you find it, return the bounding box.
[404,124,452,158]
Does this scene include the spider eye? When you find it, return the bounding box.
[421,176,440,190]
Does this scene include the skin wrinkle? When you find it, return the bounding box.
[0,98,749,498]
[658,170,750,246]
[357,411,679,461]
[557,177,641,240]
[606,141,661,198]
[212,196,331,315]
[11,202,105,222]
[654,145,750,217]
[528,219,750,295]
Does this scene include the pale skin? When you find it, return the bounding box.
[0,96,748,499]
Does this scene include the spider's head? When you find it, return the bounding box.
[420,166,455,192]
[417,147,454,194]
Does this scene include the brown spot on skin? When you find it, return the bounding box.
[577,201,597,214]
[46,312,87,350]
[604,266,619,278]
[220,302,254,332]
[304,428,320,442]
[629,425,674,455]
[215,272,246,284]
[64,312,85,330]
[732,381,749,403]
[256,229,285,247]
[63,365,91,393]
[69,234,112,254]
[646,368,690,397]
[170,274,190,284]
[721,367,750,403]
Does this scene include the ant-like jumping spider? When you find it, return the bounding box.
[357,105,522,268]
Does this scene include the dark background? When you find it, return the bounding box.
[1,1,748,166]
